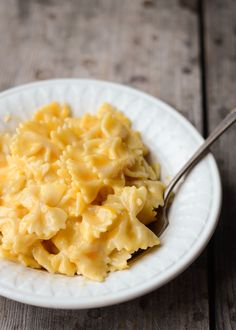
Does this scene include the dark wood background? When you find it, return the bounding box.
[0,0,235,329]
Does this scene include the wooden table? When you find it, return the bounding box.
[0,0,235,329]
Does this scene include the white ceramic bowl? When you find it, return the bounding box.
[0,79,221,309]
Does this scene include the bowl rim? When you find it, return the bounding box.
[0,79,222,309]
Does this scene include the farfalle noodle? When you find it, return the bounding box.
[0,102,165,281]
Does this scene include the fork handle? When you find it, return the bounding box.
[164,108,236,202]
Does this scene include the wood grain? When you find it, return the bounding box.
[0,0,209,329]
[204,0,236,329]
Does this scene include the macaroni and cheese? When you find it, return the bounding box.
[0,102,164,281]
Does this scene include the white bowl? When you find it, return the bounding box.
[0,79,221,309]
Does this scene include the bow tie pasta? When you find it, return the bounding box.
[0,102,165,281]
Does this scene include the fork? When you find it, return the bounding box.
[153,108,236,237]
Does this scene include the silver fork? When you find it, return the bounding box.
[153,108,236,238]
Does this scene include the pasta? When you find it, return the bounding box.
[0,102,165,281]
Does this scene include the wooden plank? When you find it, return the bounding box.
[204,0,236,329]
[0,0,209,329]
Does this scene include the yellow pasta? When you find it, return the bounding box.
[0,102,165,281]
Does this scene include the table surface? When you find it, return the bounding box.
[0,0,235,329]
